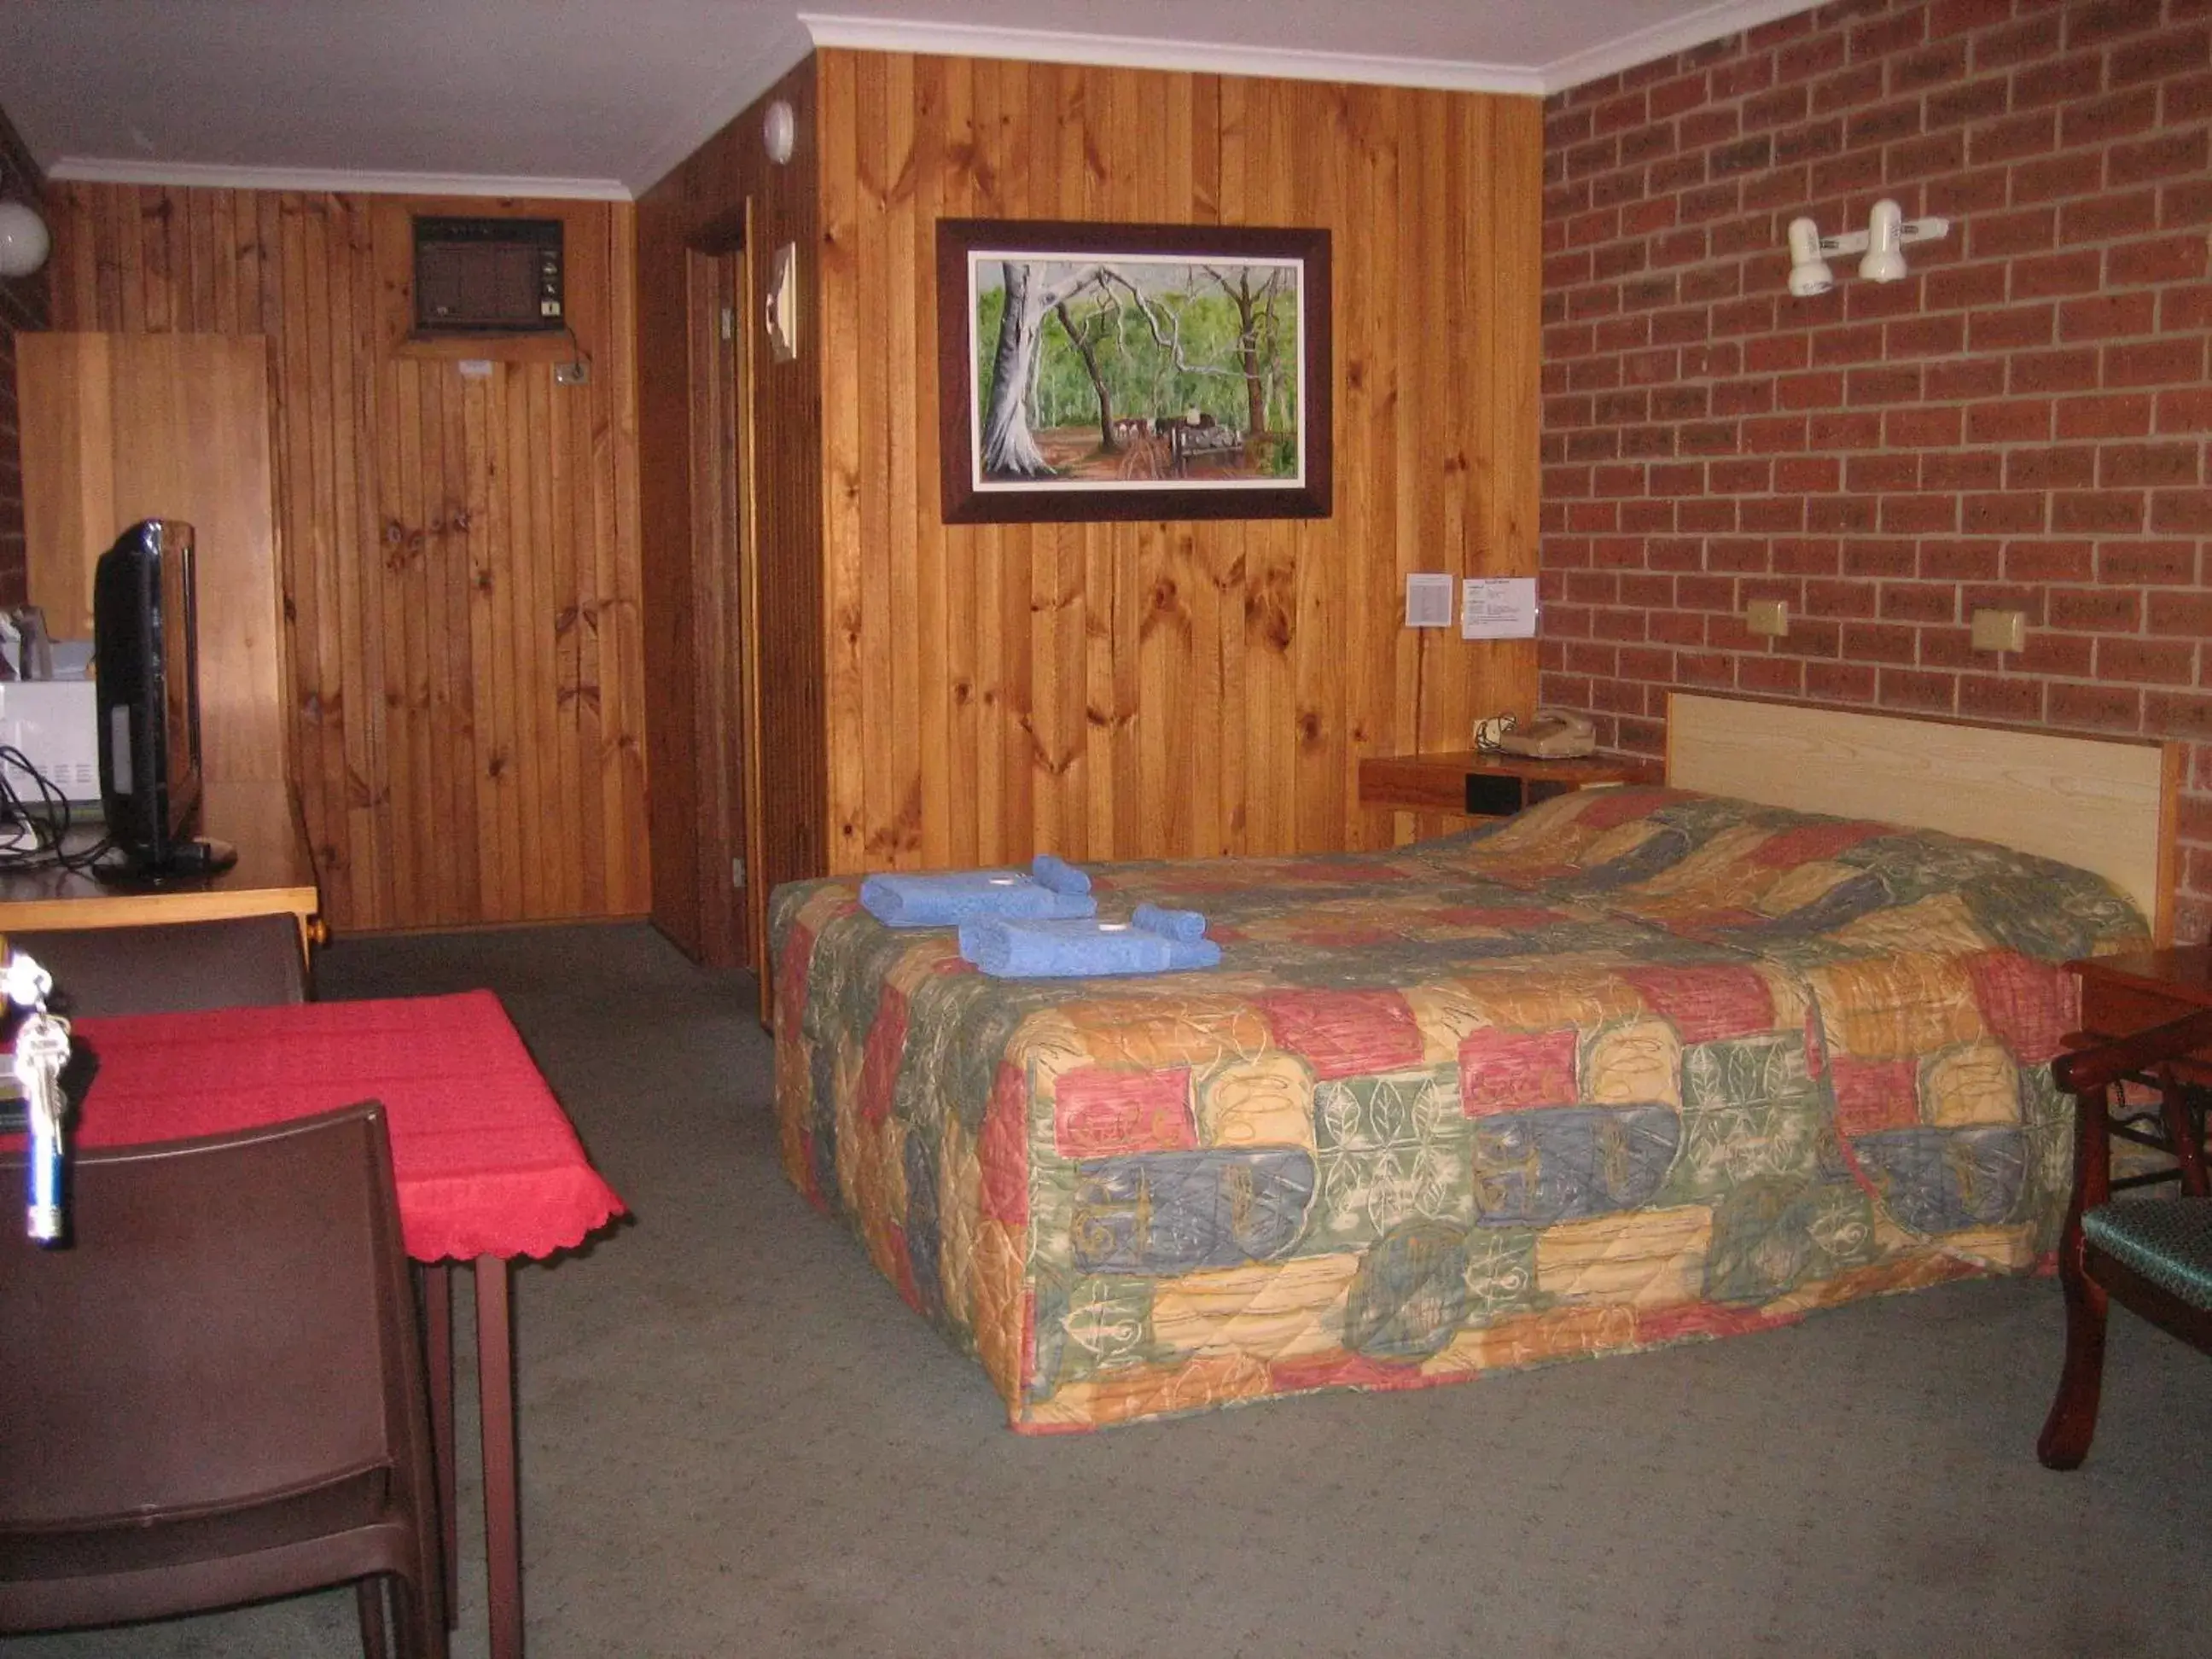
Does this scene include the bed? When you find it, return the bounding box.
[769,696,2176,1431]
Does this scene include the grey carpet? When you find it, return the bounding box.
[9,922,2212,1658]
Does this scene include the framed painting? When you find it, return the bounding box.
[936,218,1332,524]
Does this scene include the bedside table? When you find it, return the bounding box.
[1357,750,1641,820]
[2067,945,2212,1195]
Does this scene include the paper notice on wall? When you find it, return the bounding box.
[1405,573,1455,628]
[1461,577,1539,639]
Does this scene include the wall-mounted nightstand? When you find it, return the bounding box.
[1356,750,1642,820]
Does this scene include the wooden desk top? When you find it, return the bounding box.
[2070,946,2212,1011]
[0,778,320,934]
[1358,749,1644,816]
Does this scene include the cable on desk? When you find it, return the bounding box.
[0,746,113,873]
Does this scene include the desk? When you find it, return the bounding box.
[60,991,624,1659]
[0,777,323,952]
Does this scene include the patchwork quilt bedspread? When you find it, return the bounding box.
[769,788,2148,1431]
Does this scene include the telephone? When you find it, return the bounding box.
[1488,708,1596,760]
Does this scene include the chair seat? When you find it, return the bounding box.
[2,1467,393,1580]
[2084,1198,2212,1312]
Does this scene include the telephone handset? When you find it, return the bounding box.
[1488,708,1596,760]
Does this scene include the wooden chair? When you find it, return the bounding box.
[0,1102,445,1656]
[2038,1005,2212,1470]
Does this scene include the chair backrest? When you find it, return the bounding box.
[0,1103,413,1530]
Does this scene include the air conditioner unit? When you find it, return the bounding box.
[412,216,565,335]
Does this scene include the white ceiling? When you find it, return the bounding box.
[0,0,1816,201]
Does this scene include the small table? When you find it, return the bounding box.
[2066,945,2212,1193]
[60,991,624,1659]
[0,777,325,956]
[1358,750,1642,818]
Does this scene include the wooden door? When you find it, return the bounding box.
[17,332,285,786]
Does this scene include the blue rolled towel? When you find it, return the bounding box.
[1131,903,1208,941]
[1031,853,1091,895]
[958,916,1222,978]
[860,868,1097,927]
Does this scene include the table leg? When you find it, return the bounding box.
[422,1263,457,1627]
[475,1254,522,1659]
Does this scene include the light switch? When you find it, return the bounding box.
[1970,608,2027,653]
[1745,598,1789,637]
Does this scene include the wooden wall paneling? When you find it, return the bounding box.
[47,183,654,931]
[18,331,284,786]
[602,203,649,919]
[401,352,437,922]
[17,331,114,637]
[929,56,977,871]
[808,55,1543,876]
[909,55,951,873]
[884,54,924,866]
[463,366,513,920]
[1336,90,1390,853]
[820,49,869,872]
[1291,83,1348,858]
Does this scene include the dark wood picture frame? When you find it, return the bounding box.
[936,218,1332,524]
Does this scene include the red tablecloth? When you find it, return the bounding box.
[51,991,625,1263]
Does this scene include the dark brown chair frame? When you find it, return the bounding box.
[0,1101,445,1656]
[2038,1004,2212,1470]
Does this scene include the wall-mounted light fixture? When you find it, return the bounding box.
[1785,198,1948,296]
[763,100,796,166]
[0,200,50,279]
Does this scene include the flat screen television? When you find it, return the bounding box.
[92,519,236,881]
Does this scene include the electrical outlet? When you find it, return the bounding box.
[1745,598,1790,637]
[1970,608,2027,653]
[554,361,591,386]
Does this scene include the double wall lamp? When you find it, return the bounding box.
[1786,198,1948,297]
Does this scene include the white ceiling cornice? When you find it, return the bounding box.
[19,1,1829,205]
[800,13,1547,96]
[1535,0,1830,94]
[45,156,632,202]
[803,0,1819,98]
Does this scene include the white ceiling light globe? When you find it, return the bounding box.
[763,100,796,166]
[0,201,51,279]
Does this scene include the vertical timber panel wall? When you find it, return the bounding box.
[49,184,649,933]
[640,56,828,928]
[0,102,49,606]
[814,53,1545,872]
[1538,0,2212,940]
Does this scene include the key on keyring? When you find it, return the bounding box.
[16,1010,72,1245]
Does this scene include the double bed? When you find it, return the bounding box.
[769,696,2176,1431]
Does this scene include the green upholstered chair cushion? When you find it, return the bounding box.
[2084,1200,2212,1310]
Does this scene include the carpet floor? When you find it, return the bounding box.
[8,920,2212,1658]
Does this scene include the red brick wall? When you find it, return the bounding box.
[0,101,48,608]
[1539,0,2212,940]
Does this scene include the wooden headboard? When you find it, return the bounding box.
[1665,693,2180,946]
